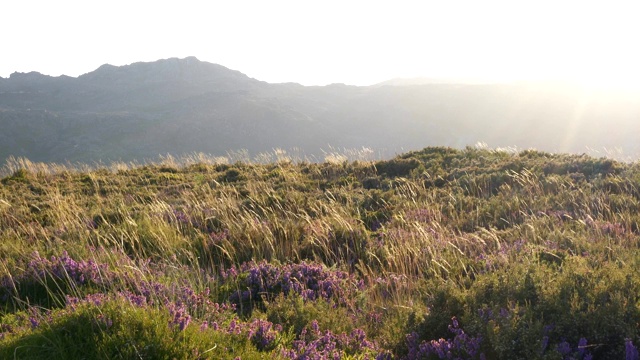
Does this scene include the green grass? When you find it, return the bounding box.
[1,298,267,359]
[1,146,640,359]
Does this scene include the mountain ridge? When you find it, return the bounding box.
[1,57,639,163]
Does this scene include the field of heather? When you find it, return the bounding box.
[1,147,640,359]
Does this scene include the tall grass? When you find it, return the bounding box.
[1,147,640,359]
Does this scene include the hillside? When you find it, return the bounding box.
[1,57,639,163]
[1,147,640,358]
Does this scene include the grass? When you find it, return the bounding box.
[1,146,639,359]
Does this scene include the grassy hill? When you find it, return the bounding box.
[1,147,640,359]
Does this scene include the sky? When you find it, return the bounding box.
[3,0,640,88]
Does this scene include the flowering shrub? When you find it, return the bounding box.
[282,320,380,359]
[227,261,358,312]
[544,337,593,360]
[404,317,484,360]
[0,251,111,307]
[248,318,281,351]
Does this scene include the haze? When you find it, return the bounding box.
[4,0,640,88]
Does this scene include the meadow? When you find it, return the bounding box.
[1,147,639,359]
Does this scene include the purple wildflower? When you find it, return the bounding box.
[557,340,572,356]
[626,339,639,360]
[404,317,483,359]
[578,337,588,357]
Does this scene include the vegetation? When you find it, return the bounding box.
[1,146,640,359]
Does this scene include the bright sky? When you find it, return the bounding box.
[3,0,640,88]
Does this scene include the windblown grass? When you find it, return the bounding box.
[1,146,640,359]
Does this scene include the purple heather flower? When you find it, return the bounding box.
[578,337,588,357]
[451,317,459,329]
[168,303,191,331]
[29,316,39,329]
[248,319,277,350]
[404,318,483,360]
[557,340,572,356]
[228,261,356,312]
[284,322,378,359]
[626,339,639,360]
[178,315,191,331]
[65,295,80,307]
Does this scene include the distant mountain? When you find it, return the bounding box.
[1,57,639,164]
[374,77,499,86]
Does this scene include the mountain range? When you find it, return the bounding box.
[1,56,639,164]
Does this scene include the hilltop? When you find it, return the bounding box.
[1,57,639,163]
[1,147,640,358]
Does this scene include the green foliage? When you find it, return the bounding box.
[0,299,264,360]
[265,293,353,336]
